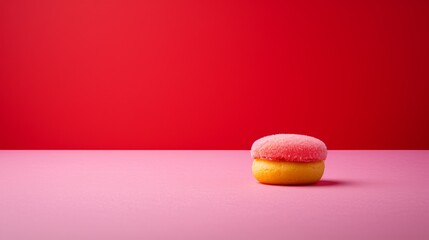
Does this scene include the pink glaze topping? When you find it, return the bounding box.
[251,134,327,162]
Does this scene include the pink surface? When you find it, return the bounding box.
[251,134,327,162]
[0,150,428,240]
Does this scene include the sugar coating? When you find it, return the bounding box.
[251,134,327,162]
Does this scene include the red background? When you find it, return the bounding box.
[1,0,428,149]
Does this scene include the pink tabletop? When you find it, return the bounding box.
[0,150,428,240]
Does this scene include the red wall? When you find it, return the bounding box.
[1,0,428,149]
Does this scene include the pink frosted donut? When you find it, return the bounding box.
[251,134,327,162]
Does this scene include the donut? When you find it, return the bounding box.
[251,134,327,185]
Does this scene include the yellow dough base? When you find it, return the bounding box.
[252,159,325,185]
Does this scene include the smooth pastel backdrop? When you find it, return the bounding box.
[1,150,428,239]
[1,0,428,149]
